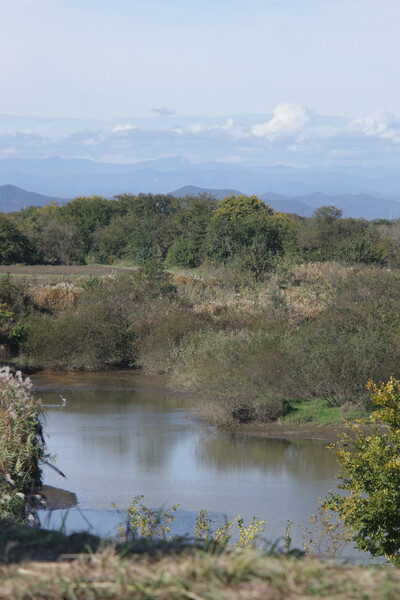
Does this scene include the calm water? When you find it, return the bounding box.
[33,371,339,549]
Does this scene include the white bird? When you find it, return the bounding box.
[60,395,68,405]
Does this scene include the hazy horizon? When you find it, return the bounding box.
[1,1,399,170]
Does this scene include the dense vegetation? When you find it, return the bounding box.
[324,377,400,565]
[0,259,399,425]
[1,193,399,269]
[1,192,400,423]
[3,194,400,588]
[0,367,46,522]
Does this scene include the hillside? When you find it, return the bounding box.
[1,157,400,215]
[170,185,243,199]
[0,185,67,212]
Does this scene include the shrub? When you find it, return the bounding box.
[173,329,290,425]
[166,238,200,268]
[21,277,139,369]
[324,378,400,564]
[0,367,46,522]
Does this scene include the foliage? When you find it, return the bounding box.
[133,259,177,300]
[205,195,295,276]
[20,277,139,369]
[134,246,160,265]
[60,195,119,255]
[116,498,266,549]
[0,213,31,264]
[299,206,389,264]
[173,328,291,425]
[303,504,352,559]
[166,238,200,268]
[6,193,398,270]
[323,377,400,564]
[194,509,267,548]
[34,219,84,265]
[0,367,46,522]
[0,277,28,351]
[114,495,179,541]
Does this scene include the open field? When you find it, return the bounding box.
[0,264,137,282]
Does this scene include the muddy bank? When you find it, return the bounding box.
[41,485,77,510]
[224,421,349,443]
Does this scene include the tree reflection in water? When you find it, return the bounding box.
[195,433,338,482]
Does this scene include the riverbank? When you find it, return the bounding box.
[225,421,350,443]
[30,367,359,442]
[2,261,394,433]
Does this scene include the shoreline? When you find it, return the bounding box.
[224,420,349,443]
[29,367,351,443]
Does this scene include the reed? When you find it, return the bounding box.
[0,366,46,522]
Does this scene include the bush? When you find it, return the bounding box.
[173,329,291,424]
[135,246,160,266]
[324,378,400,564]
[0,367,46,522]
[21,277,139,369]
[0,214,31,265]
[290,324,397,406]
[166,239,200,268]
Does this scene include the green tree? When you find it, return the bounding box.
[298,206,389,264]
[35,219,84,265]
[0,213,31,264]
[324,377,400,564]
[115,193,181,259]
[60,195,119,256]
[205,195,295,275]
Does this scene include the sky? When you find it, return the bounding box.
[0,0,399,167]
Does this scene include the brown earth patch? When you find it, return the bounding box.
[0,264,136,283]
[41,485,77,510]
[225,421,350,443]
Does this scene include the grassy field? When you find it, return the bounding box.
[0,520,397,600]
[1,545,398,599]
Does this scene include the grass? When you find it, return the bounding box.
[282,398,367,426]
[1,539,400,599]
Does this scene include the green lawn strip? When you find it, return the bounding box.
[282,398,366,426]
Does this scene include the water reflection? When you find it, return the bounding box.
[196,433,337,481]
[32,371,339,547]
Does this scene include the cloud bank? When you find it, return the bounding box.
[252,104,312,139]
[0,105,399,168]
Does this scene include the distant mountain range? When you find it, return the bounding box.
[170,185,242,200]
[0,156,399,200]
[0,156,399,220]
[260,191,400,220]
[169,186,400,220]
[0,185,67,213]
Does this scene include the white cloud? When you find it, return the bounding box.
[1,109,400,168]
[112,124,137,133]
[350,110,400,143]
[221,118,234,131]
[188,123,204,133]
[252,103,312,139]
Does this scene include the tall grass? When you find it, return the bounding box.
[0,366,46,522]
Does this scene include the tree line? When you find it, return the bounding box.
[1,193,399,272]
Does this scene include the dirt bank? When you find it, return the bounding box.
[225,421,349,443]
[41,485,77,510]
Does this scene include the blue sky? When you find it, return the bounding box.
[1,0,399,167]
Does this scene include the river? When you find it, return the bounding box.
[33,370,339,551]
